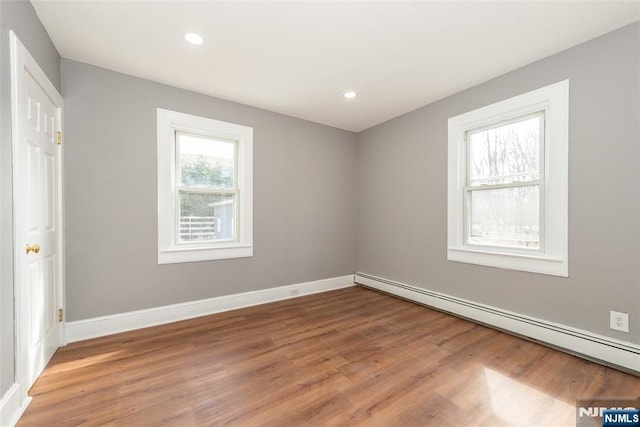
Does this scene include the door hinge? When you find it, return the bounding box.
[58,308,63,322]
[56,131,62,145]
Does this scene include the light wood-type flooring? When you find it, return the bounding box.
[18,286,640,426]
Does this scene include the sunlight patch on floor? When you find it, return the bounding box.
[484,367,575,426]
[48,350,123,373]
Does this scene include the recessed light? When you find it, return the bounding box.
[343,91,357,99]
[184,32,204,45]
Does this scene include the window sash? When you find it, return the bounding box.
[175,131,238,190]
[464,183,541,251]
[175,189,239,245]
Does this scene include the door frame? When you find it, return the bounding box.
[10,30,65,403]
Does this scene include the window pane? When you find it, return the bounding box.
[179,192,235,243]
[469,186,539,249]
[178,133,235,189]
[469,115,541,186]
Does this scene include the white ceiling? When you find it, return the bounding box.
[32,1,640,132]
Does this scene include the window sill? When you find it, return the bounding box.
[447,246,567,277]
[158,243,253,264]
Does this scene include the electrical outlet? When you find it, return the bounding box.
[610,310,629,333]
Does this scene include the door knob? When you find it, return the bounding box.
[26,244,40,255]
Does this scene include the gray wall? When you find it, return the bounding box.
[61,59,357,321]
[357,22,640,344]
[0,0,60,397]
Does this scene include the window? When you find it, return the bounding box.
[157,109,253,264]
[466,113,543,249]
[447,80,568,276]
[177,133,237,243]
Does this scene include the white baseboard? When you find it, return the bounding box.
[355,272,640,374]
[66,275,355,343]
[0,383,31,427]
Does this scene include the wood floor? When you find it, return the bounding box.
[19,286,640,426]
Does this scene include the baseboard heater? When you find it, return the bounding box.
[355,272,640,375]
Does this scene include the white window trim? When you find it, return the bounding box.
[447,80,568,277]
[157,109,253,264]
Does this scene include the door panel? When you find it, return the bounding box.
[45,256,55,332]
[44,153,55,231]
[27,142,40,232]
[20,67,62,388]
[26,261,40,349]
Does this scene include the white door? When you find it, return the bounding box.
[11,31,65,391]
